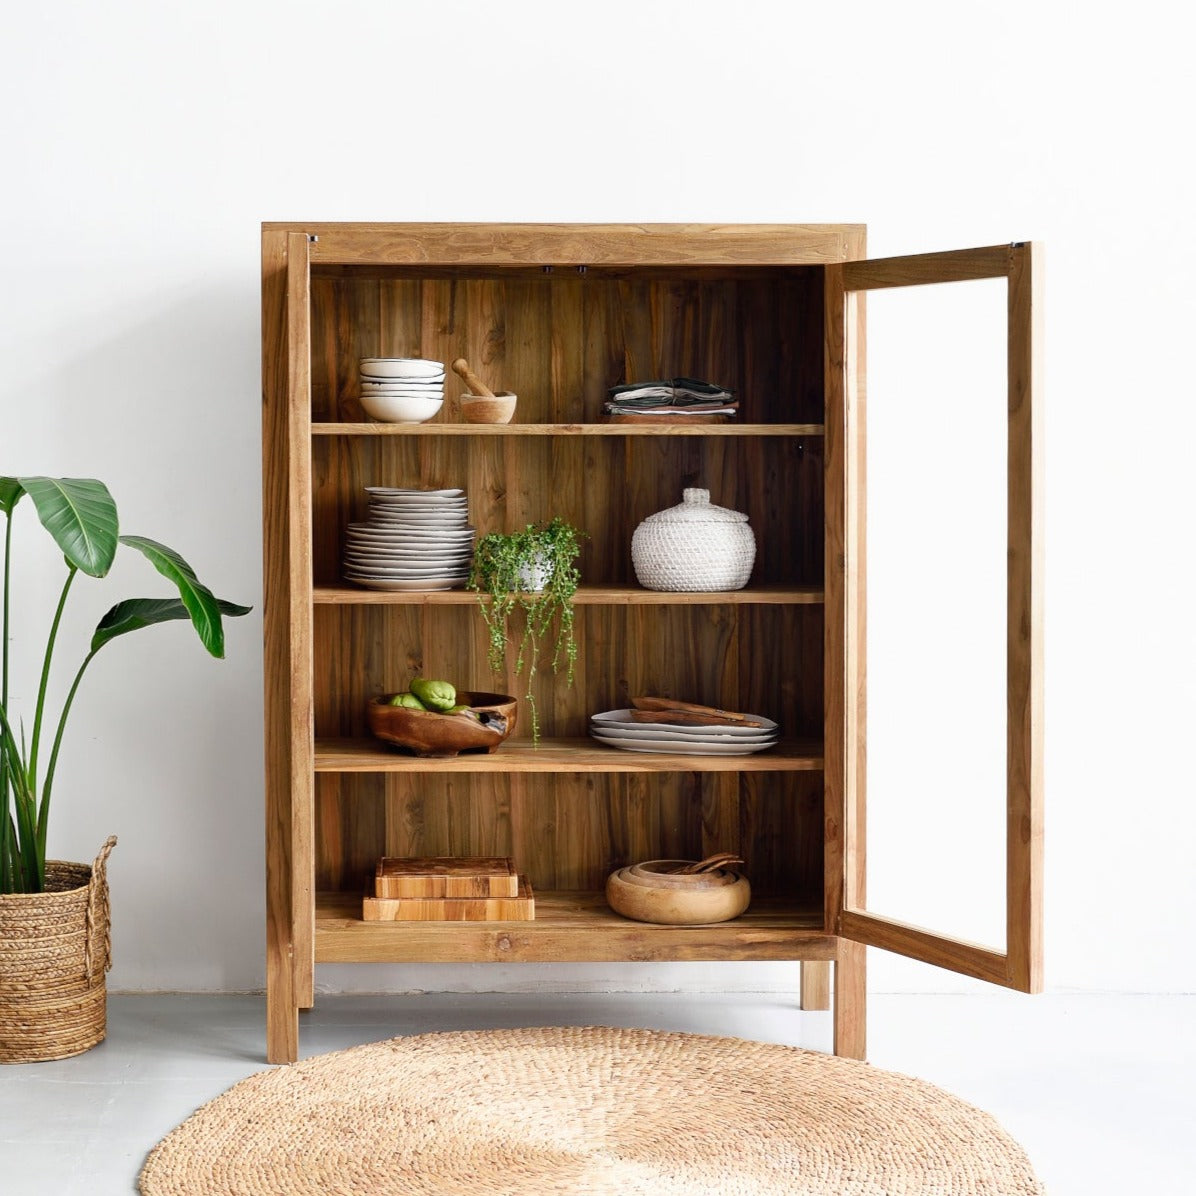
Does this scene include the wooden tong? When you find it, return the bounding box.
[630,696,767,729]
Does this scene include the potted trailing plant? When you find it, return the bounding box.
[467,517,582,745]
[0,475,248,1062]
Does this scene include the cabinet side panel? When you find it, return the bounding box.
[262,229,314,1059]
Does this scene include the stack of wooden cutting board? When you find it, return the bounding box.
[362,857,535,921]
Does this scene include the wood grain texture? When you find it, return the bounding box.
[1005,242,1045,994]
[310,423,826,437]
[310,438,823,590]
[834,238,1044,998]
[262,230,318,1062]
[265,224,874,1060]
[314,738,824,773]
[840,910,1009,987]
[834,938,866,1059]
[822,263,849,932]
[376,856,517,899]
[265,223,862,267]
[261,228,298,1063]
[363,877,534,921]
[801,962,831,1011]
[285,235,317,1013]
[316,891,834,963]
[309,272,824,428]
[843,244,1017,290]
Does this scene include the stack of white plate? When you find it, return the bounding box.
[588,709,779,755]
[343,487,473,591]
[359,358,445,423]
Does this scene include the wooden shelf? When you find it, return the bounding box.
[315,737,824,774]
[311,422,824,438]
[313,583,825,606]
[315,890,834,964]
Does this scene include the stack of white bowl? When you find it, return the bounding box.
[343,487,474,591]
[588,709,779,756]
[359,358,445,423]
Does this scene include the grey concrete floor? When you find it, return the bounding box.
[1,992,1193,1194]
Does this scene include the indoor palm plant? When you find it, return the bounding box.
[467,517,582,744]
[0,475,248,1061]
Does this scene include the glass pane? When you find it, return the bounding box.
[861,275,1007,952]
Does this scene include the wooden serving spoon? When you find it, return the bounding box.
[451,358,496,398]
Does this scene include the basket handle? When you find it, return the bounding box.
[84,836,118,981]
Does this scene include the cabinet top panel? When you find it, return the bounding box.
[261,222,866,267]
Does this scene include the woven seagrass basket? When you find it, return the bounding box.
[631,488,756,592]
[0,836,116,1063]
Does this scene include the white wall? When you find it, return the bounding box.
[3,0,1193,997]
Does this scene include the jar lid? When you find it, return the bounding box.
[640,488,749,525]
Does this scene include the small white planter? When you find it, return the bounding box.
[516,554,553,593]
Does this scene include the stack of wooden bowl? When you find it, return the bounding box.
[605,854,750,926]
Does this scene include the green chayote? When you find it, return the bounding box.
[388,692,427,710]
[410,678,456,711]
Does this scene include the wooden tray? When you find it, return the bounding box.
[363,877,535,921]
[376,856,517,899]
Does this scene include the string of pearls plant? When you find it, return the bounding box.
[466,518,583,745]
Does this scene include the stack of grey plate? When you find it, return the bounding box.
[343,487,473,591]
[588,709,779,755]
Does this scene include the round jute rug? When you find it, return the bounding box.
[139,1026,1044,1195]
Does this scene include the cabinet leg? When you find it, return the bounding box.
[833,941,866,1060]
[266,917,299,1062]
[800,961,831,1010]
[267,974,299,1064]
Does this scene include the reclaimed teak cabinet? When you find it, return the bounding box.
[261,223,1043,1065]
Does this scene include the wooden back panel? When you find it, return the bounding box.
[304,264,827,912]
[309,269,824,426]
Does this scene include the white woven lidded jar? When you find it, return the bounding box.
[631,488,756,592]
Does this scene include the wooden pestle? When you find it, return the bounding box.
[451,358,496,399]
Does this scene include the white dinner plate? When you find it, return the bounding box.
[347,576,466,592]
[588,732,777,756]
[344,558,472,571]
[360,386,446,396]
[344,545,472,558]
[361,375,445,384]
[347,524,475,538]
[366,502,466,513]
[366,508,468,519]
[344,567,470,580]
[358,359,445,379]
[588,722,778,745]
[344,557,472,570]
[590,709,778,737]
[365,487,463,498]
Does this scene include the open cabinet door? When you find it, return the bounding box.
[825,243,1043,991]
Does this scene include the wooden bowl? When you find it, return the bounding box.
[605,859,751,925]
[459,391,517,424]
[367,691,517,758]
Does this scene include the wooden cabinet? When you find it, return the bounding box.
[261,224,1043,1065]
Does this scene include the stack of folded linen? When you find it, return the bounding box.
[604,377,738,421]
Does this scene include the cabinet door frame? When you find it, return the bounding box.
[825,242,1043,991]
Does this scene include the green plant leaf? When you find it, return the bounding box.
[119,535,240,658]
[17,477,118,576]
[0,477,24,516]
[92,597,252,653]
